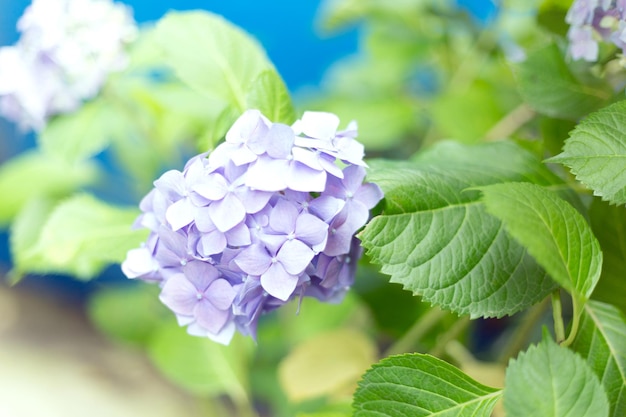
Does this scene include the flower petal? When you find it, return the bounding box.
[269,199,298,234]
[166,198,195,231]
[159,273,198,316]
[209,193,246,232]
[277,239,314,275]
[234,244,271,276]
[261,263,298,301]
[287,162,327,192]
[121,246,159,279]
[194,300,230,334]
[295,212,329,251]
[193,173,228,201]
[154,170,186,201]
[299,111,340,140]
[206,278,237,310]
[246,157,289,191]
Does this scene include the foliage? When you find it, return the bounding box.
[1,0,626,416]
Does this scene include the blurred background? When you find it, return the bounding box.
[0,1,504,416]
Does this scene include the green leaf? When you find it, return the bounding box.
[14,194,147,280]
[549,100,626,205]
[360,141,559,318]
[278,329,376,402]
[513,43,610,120]
[352,353,501,417]
[478,182,603,302]
[0,150,97,226]
[148,319,253,401]
[87,284,169,346]
[246,70,296,124]
[572,300,626,417]
[8,197,56,284]
[39,99,114,162]
[154,11,273,113]
[504,337,610,417]
[430,80,505,143]
[589,199,626,312]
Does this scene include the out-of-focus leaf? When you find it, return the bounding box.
[573,300,626,417]
[549,100,626,205]
[13,194,147,280]
[8,197,55,284]
[88,284,168,346]
[504,337,610,417]
[278,329,376,403]
[0,150,98,226]
[246,70,296,125]
[148,320,254,401]
[589,199,626,313]
[353,353,501,416]
[39,99,115,162]
[514,43,610,120]
[431,80,504,142]
[154,11,273,112]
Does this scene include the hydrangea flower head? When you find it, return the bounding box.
[0,0,137,130]
[566,0,626,62]
[122,110,383,344]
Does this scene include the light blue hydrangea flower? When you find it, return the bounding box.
[122,109,383,344]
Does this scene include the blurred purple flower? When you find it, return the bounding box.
[122,109,384,344]
[566,0,626,62]
[0,0,137,130]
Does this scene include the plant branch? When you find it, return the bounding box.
[484,103,536,141]
[551,290,566,343]
[383,307,448,357]
[429,316,471,358]
[561,297,583,347]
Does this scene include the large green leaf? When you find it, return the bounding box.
[513,42,610,120]
[589,199,626,312]
[360,141,559,318]
[154,11,273,112]
[572,300,626,417]
[504,337,610,417]
[352,353,501,417]
[13,194,147,280]
[549,100,626,205]
[0,150,97,226]
[148,319,254,401]
[478,182,603,302]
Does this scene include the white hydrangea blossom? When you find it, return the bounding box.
[0,0,137,130]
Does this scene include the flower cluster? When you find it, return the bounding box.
[566,0,626,62]
[122,110,383,344]
[0,0,137,130]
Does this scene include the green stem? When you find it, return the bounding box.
[383,307,448,357]
[561,297,583,347]
[429,316,471,358]
[551,290,566,343]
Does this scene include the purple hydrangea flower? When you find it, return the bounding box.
[566,0,626,62]
[122,109,384,344]
[0,0,137,130]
